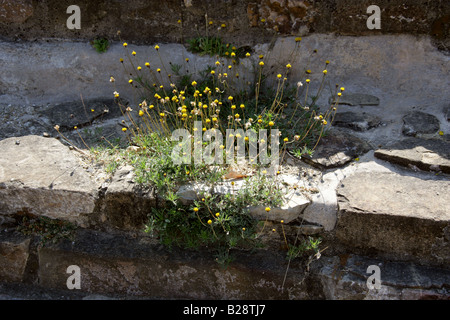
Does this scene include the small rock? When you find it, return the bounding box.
[176,183,212,205]
[248,191,310,224]
[402,111,440,137]
[300,128,372,169]
[332,112,381,131]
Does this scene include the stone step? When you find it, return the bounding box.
[1,229,448,300]
[318,254,450,300]
[335,171,450,266]
[374,137,450,174]
[0,229,310,299]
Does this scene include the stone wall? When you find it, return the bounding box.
[0,0,448,50]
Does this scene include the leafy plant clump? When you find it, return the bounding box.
[187,36,249,60]
[17,216,77,248]
[92,37,110,53]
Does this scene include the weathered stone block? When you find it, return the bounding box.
[318,255,450,300]
[336,172,450,265]
[0,136,97,226]
[37,228,308,299]
[0,233,31,282]
[99,166,156,231]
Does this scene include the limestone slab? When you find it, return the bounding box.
[0,135,97,225]
[301,128,372,169]
[38,98,123,132]
[336,172,450,265]
[248,190,311,224]
[374,137,450,174]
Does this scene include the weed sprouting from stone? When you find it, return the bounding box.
[55,25,344,267]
